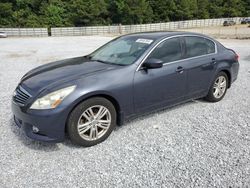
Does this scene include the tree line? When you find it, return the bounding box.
[0,0,249,28]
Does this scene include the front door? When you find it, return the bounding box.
[133,37,188,113]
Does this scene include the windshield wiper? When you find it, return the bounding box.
[90,58,114,64]
[84,56,108,64]
[92,59,110,64]
[89,58,126,66]
[84,55,92,59]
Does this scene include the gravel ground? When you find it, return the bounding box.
[179,24,250,39]
[0,36,249,188]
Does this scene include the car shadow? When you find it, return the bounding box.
[114,99,204,131]
[61,135,83,149]
[9,117,60,151]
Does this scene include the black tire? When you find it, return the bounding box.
[67,97,117,147]
[205,72,229,102]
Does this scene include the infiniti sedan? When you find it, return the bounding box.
[12,32,239,146]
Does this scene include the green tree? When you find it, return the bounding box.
[149,0,176,22]
[196,0,210,19]
[223,0,245,17]
[43,4,65,27]
[11,0,41,27]
[40,0,69,27]
[174,0,198,20]
[209,0,225,18]
[68,0,109,26]
[0,2,14,26]
[0,0,250,27]
[108,0,153,24]
[107,0,125,24]
[245,0,250,16]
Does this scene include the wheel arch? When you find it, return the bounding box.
[220,69,231,88]
[65,92,122,133]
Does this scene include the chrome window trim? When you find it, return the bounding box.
[136,34,218,71]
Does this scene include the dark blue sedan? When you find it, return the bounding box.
[12,32,239,146]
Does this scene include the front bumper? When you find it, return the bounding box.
[11,102,66,142]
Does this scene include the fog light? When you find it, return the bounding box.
[32,126,39,133]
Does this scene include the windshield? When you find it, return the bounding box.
[88,37,154,65]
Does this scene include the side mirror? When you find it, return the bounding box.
[143,58,163,69]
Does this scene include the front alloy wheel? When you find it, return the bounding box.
[77,105,111,141]
[67,97,116,147]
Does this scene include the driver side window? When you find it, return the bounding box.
[147,37,182,63]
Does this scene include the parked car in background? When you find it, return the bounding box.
[11,32,239,147]
[0,32,7,38]
[223,20,236,26]
[241,18,250,24]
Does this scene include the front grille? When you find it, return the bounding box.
[13,86,32,106]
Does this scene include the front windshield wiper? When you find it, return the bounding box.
[95,59,127,66]
[85,56,109,64]
[84,55,92,59]
[91,59,109,64]
[90,57,113,64]
[84,55,108,64]
[87,56,126,66]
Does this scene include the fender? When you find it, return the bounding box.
[66,90,125,126]
[208,61,232,90]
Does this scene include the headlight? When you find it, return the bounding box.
[30,85,76,109]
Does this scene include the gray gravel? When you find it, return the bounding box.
[0,37,249,188]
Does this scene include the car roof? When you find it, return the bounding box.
[122,31,208,40]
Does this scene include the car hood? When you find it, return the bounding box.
[21,56,117,94]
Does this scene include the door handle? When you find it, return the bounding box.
[176,66,184,74]
[211,58,217,65]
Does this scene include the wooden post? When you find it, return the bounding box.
[235,27,238,38]
[119,23,122,34]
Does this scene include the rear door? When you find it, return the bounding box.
[183,36,217,98]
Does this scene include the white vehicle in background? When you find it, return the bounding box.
[0,32,7,38]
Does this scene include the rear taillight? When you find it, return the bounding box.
[227,48,239,61]
[235,53,239,61]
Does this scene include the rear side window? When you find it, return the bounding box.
[147,37,182,63]
[185,36,215,58]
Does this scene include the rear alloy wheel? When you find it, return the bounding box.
[205,72,228,102]
[67,97,116,147]
[213,76,227,99]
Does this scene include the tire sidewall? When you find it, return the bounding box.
[207,72,229,102]
[67,97,116,147]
